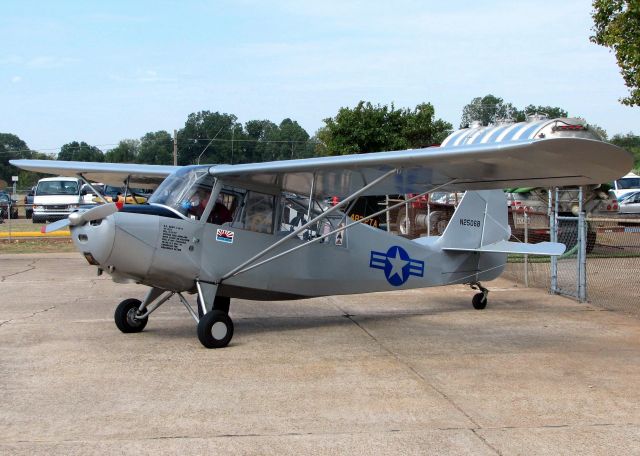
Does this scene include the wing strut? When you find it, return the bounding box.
[218,168,399,282]
[221,178,458,280]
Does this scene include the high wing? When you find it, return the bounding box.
[11,137,632,197]
[8,160,180,189]
[208,138,632,197]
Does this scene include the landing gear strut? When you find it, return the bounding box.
[470,282,489,310]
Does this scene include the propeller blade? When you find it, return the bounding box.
[80,203,119,223]
[41,218,70,233]
[68,203,118,226]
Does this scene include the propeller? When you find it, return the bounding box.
[41,203,120,234]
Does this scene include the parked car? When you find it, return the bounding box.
[24,187,35,218]
[84,184,149,204]
[612,172,640,200]
[618,191,640,214]
[32,177,84,223]
[0,192,19,220]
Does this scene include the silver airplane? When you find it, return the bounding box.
[11,118,632,348]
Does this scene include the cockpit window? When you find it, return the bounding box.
[241,191,275,234]
[148,166,215,219]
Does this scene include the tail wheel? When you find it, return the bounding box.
[114,298,148,333]
[197,310,234,348]
[472,293,487,310]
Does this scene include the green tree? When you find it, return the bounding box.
[591,1,640,106]
[105,139,139,163]
[402,103,453,147]
[460,95,518,127]
[0,133,29,186]
[318,101,452,156]
[177,111,247,165]
[0,133,53,189]
[57,141,104,162]
[137,131,173,165]
[516,105,569,121]
[611,132,640,169]
[461,96,571,126]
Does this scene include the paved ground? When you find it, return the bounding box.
[1,253,639,455]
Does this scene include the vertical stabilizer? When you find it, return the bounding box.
[438,190,510,249]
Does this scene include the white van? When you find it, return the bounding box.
[612,172,640,200]
[33,177,85,223]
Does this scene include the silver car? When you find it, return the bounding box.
[618,191,640,214]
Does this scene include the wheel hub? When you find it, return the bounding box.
[126,308,142,327]
[211,321,228,340]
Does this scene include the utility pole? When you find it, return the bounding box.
[173,129,178,166]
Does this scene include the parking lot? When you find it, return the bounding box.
[1,253,640,455]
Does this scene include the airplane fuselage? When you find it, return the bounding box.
[71,208,506,300]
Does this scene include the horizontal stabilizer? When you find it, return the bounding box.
[443,240,566,256]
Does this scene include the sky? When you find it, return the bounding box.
[1,0,639,154]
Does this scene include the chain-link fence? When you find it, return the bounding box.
[503,209,640,317]
[584,217,640,315]
[0,201,71,245]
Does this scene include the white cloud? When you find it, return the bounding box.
[26,56,78,69]
[109,69,176,84]
[11,76,22,83]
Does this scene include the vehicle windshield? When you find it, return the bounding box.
[37,180,79,195]
[0,194,10,203]
[148,166,215,217]
[616,177,640,190]
[620,192,638,202]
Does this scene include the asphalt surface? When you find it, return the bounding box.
[1,253,639,455]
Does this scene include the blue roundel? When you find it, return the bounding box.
[369,245,425,287]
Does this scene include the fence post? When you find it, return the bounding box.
[550,188,558,294]
[524,210,529,288]
[578,187,587,302]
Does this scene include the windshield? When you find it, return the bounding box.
[37,180,79,196]
[616,178,640,190]
[148,166,215,217]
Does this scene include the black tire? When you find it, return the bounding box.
[197,310,234,349]
[197,295,230,318]
[472,292,487,310]
[114,298,148,333]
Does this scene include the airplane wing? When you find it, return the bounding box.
[11,137,632,197]
[8,160,180,189]
[208,137,632,197]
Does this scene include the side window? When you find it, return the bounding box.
[207,191,238,225]
[183,179,215,221]
[242,191,274,234]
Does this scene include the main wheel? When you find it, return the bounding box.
[197,310,234,348]
[114,298,148,333]
[472,292,487,310]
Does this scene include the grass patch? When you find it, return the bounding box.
[0,239,76,254]
[0,218,43,233]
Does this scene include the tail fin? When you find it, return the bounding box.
[438,190,565,256]
[439,190,509,250]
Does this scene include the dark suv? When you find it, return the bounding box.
[0,192,19,220]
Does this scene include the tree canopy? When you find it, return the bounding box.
[0,133,52,189]
[57,141,104,162]
[317,101,452,155]
[591,1,640,106]
[460,95,569,127]
[611,132,640,169]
